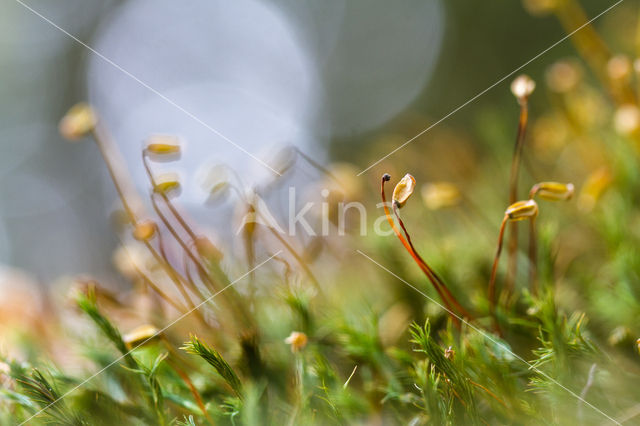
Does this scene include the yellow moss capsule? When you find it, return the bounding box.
[505,199,538,221]
[123,324,160,349]
[132,220,157,241]
[531,182,574,201]
[510,74,536,102]
[145,135,181,156]
[421,182,461,210]
[284,331,308,353]
[392,174,416,208]
[59,103,97,140]
[155,181,180,194]
[153,174,181,196]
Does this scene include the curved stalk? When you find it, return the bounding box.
[90,125,204,321]
[381,175,470,324]
[392,203,471,320]
[143,152,253,328]
[150,194,217,295]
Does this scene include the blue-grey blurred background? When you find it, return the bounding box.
[0,0,608,284]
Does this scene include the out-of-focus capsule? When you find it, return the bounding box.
[521,0,556,16]
[123,324,161,349]
[153,173,181,196]
[530,182,574,201]
[284,331,308,353]
[59,103,97,140]
[421,182,461,210]
[546,60,581,93]
[132,220,157,241]
[614,104,640,136]
[145,135,181,156]
[607,55,632,82]
[510,74,536,103]
[608,326,630,346]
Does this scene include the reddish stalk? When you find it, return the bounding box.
[150,194,217,295]
[143,153,252,328]
[145,151,202,242]
[488,215,508,331]
[90,126,204,321]
[505,96,529,298]
[468,379,508,409]
[142,153,198,238]
[381,174,470,324]
[142,153,218,296]
[168,360,213,424]
[153,222,202,317]
[142,151,225,287]
[392,203,471,320]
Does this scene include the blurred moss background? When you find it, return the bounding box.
[3,1,640,424]
[0,0,621,284]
